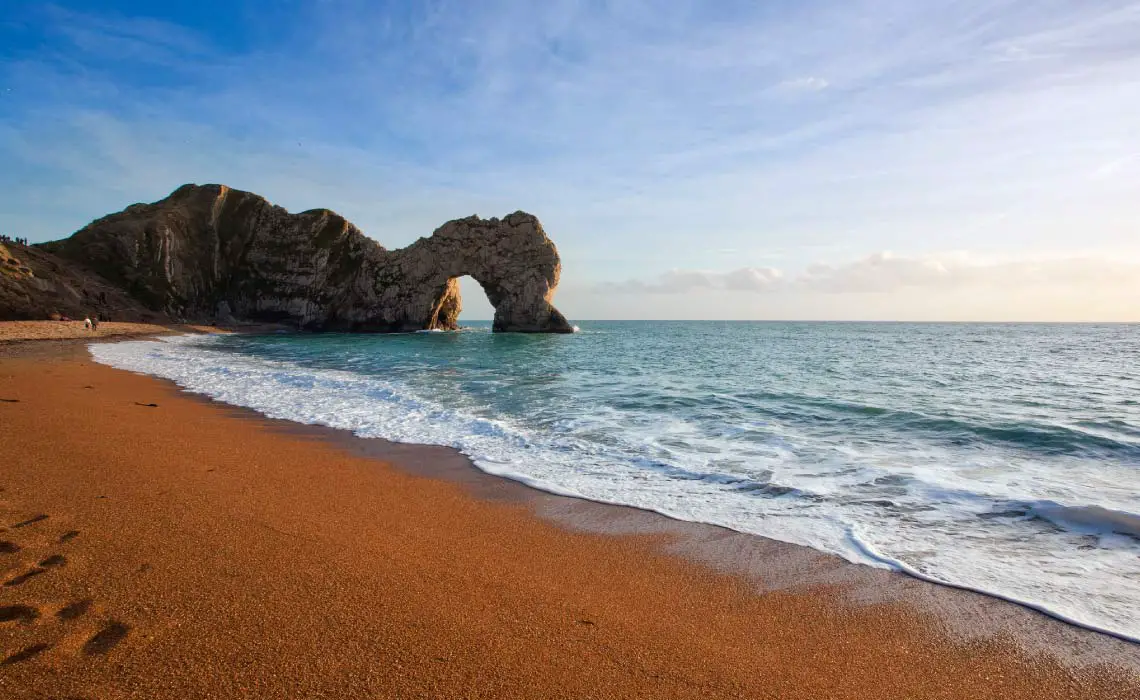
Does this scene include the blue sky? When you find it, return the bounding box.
[2,0,1139,320]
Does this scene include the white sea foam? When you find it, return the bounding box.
[1032,503,1140,540]
[90,334,1140,643]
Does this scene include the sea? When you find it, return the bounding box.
[90,321,1140,642]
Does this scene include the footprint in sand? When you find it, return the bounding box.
[12,514,48,528]
[38,554,67,568]
[0,518,131,661]
[4,567,48,587]
[82,621,130,655]
[0,604,40,624]
[2,541,66,587]
[2,643,51,665]
[57,598,93,621]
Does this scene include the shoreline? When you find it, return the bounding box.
[1,336,1137,698]
[81,335,1140,666]
[91,332,1140,657]
[324,414,1140,658]
[326,420,1140,664]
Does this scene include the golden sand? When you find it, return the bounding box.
[0,321,186,343]
[0,344,1136,699]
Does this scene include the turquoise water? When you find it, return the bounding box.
[92,322,1140,641]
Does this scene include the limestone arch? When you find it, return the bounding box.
[405,212,574,333]
[45,184,574,333]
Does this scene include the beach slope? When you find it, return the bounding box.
[0,343,1136,699]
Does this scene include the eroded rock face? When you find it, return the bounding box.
[40,184,574,332]
[0,241,158,322]
[393,212,573,333]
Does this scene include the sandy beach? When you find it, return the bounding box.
[1,337,1137,699]
[0,321,182,343]
[0,321,240,346]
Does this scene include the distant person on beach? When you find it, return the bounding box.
[91,316,100,331]
[84,317,92,330]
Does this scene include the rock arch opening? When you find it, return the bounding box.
[423,273,516,331]
[413,212,574,333]
[455,276,494,324]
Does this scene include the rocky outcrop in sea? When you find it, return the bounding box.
[3,184,573,332]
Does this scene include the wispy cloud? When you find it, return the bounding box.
[2,1,1140,319]
[778,76,830,92]
[601,267,784,294]
[797,252,1140,294]
[44,5,214,64]
[602,252,1140,296]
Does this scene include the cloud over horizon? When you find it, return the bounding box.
[600,251,1140,296]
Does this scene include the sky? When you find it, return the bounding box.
[2,0,1139,321]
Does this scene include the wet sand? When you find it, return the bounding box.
[0,340,1137,699]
